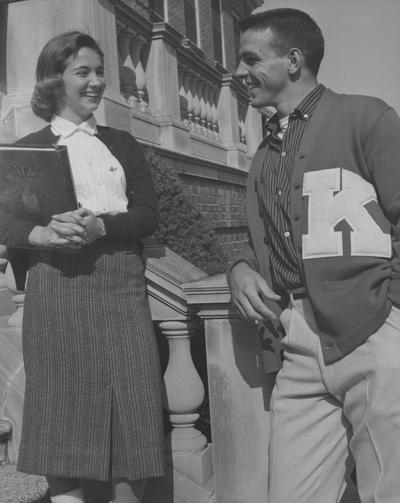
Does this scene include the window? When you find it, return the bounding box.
[184,0,198,44]
[211,0,223,64]
[149,0,165,21]
[232,10,241,65]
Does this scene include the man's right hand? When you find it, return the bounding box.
[228,261,281,322]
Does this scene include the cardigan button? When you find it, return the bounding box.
[259,208,264,217]
[263,236,269,245]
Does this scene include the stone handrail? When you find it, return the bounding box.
[184,273,276,503]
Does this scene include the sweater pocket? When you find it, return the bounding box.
[323,276,360,292]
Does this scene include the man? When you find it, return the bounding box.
[228,8,400,503]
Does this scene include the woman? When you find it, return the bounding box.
[1,32,164,503]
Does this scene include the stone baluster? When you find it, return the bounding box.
[192,75,202,135]
[210,87,220,140]
[117,27,136,106]
[198,80,208,136]
[0,245,7,292]
[159,319,207,455]
[129,33,149,113]
[239,119,246,146]
[4,262,24,328]
[178,65,189,125]
[238,99,248,146]
[185,72,196,131]
[179,66,196,131]
[205,85,214,137]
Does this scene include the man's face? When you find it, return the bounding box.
[235,28,290,109]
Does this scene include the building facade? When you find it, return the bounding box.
[0,0,266,260]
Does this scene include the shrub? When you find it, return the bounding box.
[145,150,228,276]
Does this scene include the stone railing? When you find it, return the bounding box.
[112,4,262,166]
[178,61,220,141]
[0,241,275,502]
[115,4,153,113]
[176,41,222,142]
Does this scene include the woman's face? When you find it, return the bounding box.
[57,46,105,124]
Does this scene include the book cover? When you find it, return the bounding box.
[0,144,78,227]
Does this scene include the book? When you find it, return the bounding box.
[0,144,78,228]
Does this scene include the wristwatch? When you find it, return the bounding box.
[97,218,107,238]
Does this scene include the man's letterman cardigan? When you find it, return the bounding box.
[231,88,400,363]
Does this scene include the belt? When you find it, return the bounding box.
[288,287,308,300]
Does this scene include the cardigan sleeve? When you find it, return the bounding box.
[226,237,260,280]
[100,133,159,244]
[364,107,400,224]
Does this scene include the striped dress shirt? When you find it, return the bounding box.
[259,84,325,293]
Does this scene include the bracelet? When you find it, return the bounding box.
[97,218,107,238]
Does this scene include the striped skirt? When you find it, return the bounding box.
[17,243,164,481]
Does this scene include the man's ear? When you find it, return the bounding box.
[287,48,303,74]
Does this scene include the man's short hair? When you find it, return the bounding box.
[239,8,324,76]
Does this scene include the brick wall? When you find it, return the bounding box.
[120,0,150,19]
[180,173,249,259]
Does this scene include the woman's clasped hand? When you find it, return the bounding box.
[28,208,105,249]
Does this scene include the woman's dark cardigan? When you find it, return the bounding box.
[1,125,159,290]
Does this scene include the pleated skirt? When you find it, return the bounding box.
[17,243,165,481]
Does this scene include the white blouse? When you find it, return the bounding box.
[51,115,128,215]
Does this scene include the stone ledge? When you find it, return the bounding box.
[0,464,49,503]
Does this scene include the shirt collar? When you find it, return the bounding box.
[292,83,325,121]
[51,115,98,138]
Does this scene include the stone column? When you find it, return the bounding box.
[146,23,190,151]
[184,274,275,503]
[245,105,263,162]
[159,319,213,487]
[217,74,247,168]
[146,23,181,120]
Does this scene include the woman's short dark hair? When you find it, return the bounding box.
[31,31,104,122]
[239,8,324,76]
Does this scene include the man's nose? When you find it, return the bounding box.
[234,61,248,79]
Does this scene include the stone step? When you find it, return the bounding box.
[0,464,50,503]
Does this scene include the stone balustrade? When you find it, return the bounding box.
[116,26,150,112]
[112,5,262,166]
[177,60,220,141]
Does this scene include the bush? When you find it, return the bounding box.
[145,150,228,276]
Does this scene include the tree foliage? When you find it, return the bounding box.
[145,150,228,276]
